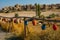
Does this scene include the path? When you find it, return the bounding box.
[0,27,13,40]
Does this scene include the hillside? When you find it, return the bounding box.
[0,4,60,13]
[0,11,60,17]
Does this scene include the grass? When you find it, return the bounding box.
[0,21,60,40]
[25,22,60,40]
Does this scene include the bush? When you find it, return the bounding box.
[48,13,56,18]
[15,13,19,17]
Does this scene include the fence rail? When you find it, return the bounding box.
[0,16,60,22]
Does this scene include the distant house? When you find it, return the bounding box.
[0,4,60,13]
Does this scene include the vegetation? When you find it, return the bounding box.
[47,13,57,18]
[46,13,60,19]
[35,3,41,18]
[49,13,56,18]
[35,3,38,16]
[38,4,41,18]
[15,13,19,17]
[0,18,60,40]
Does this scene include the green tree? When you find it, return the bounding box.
[35,3,38,16]
[38,4,41,18]
[35,3,41,18]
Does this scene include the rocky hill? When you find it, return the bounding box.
[0,4,60,13]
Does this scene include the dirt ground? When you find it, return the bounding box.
[0,27,13,40]
[0,11,60,17]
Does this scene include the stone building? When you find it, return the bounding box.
[56,4,60,9]
[2,7,9,13]
[40,4,46,11]
[0,4,60,13]
[13,4,21,11]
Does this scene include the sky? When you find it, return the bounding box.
[0,0,60,9]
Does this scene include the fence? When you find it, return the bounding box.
[0,16,60,38]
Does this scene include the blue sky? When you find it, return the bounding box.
[0,0,60,9]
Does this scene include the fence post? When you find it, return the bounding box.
[24,17,26,38]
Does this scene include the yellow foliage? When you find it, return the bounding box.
[0,21,9,31]
[11,21,24,36]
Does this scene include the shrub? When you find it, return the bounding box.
[15,13,19,17]
[48,13,56,18]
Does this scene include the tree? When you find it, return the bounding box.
[38,4,41,18]
[35,3,38,16]
[35,3,41,18]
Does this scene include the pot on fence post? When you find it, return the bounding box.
[41,23,46,30]
[32,19,37,26]
[53,24,58,30]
